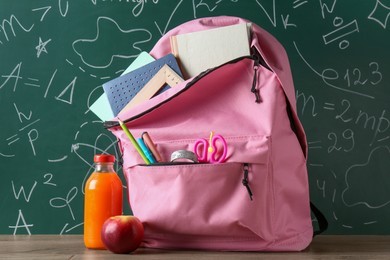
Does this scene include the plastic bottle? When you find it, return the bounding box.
[84,154,123,249]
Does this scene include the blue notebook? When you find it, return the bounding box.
[103,54,182,116]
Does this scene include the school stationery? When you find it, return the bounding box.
[118,64,184,115]
[170,150,198,163]
[117,118,150,165]
[106,16,327,251]
[90,52,155,121]
[193,133,227,163]
[141,132,163,162]
[89,94,115,122]
[170,22,251,79]
[103,54,182,116]
[137,138,156,164]
[121,51,155,75]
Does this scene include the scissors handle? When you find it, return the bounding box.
[194,139,208,162]
[209,134,228,163]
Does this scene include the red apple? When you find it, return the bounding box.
[101,215,144,254]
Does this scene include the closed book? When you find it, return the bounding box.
[170,23,251,79]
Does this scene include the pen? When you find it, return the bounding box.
[137,138,157,164]
[142,132,163,162]
[117,118,150,165]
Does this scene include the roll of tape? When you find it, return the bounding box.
[170,150,198,163]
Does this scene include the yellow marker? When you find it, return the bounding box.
[208,131,214,153]
[117,118,150,165]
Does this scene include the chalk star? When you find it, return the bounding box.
[35,37,52,58]
[368,0,390,29]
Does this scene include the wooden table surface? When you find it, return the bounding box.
[1,235,389,260]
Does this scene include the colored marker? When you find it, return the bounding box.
[142,132,163,162]
[117,118,150,164]
[137,138,156,164]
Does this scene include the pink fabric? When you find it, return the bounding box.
[109,16,312,251]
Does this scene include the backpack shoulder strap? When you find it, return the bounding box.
[311,202,329,236]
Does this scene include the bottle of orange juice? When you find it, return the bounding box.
[84,154,123,249]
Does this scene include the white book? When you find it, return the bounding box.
[170,23,251,79]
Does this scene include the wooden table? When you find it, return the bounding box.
[0,235,389,259]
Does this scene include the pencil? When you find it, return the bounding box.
[117,118,150,165]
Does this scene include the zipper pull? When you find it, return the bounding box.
[251,55,261,103]
[242,163,253,201]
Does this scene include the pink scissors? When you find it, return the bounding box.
[194,132,228,163]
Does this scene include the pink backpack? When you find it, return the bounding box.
[106,16,326,251]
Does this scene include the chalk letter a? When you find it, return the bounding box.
[8,209,34,235]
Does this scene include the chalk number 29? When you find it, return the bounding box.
[327,129,355,153]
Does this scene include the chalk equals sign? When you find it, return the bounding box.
[323,102,335,110]
[24,78,40,88]
[308,140,322,150]
[293,0,308,9]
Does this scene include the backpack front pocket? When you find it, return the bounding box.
[124,134,275,248]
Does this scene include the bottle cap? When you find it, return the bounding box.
[94,154,115,163]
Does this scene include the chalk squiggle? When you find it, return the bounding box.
[72,16,152,69]
[341,146,390,209]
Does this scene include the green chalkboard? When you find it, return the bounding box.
[1,0,389,235]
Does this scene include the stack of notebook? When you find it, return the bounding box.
[90,23,252,120]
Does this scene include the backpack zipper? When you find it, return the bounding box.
[242,163,253,201]
[104,47,270,129]
[250,46,272,103]
[137,161,254,201]
[251,54,261,103]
